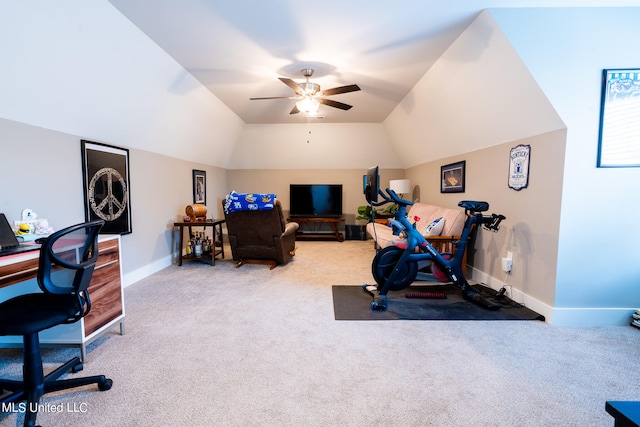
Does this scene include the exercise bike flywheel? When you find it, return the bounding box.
[372,246,418,291]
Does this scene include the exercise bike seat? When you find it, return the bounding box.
[458,200,489,213]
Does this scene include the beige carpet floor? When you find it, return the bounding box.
[1,240,639,426]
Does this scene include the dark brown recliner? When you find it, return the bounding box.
[223,199,299,269]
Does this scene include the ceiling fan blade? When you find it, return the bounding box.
[320,84,361,96]
[318,98,353,110]
[279,78,304,96]
[289,105,300,114]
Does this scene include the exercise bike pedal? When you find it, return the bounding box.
[362,284,378,298]
[370,295,388,311]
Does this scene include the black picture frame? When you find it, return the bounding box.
[441,161,465,193]
[597,68,640,167]
[81,140,132,235]
[192,169,206,204]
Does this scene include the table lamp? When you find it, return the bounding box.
[389,179,411,198]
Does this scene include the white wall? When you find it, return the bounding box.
[0,0,244,167]
[226,168,405,227]
[383,11,567,323]
[229,123,403,169]
[0,118,229,286]
[385,10,565,168]
[0,1,244,285]
[491,7,640,324]
[3,2,639,325]
[384,8,640,325]
[227,122,405,225]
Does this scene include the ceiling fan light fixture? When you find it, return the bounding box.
[296,97,320,113]
[301,82,320,95]
[251,67,360,116]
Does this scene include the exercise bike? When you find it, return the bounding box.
[363,185,506,312]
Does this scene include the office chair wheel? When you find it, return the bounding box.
[98,377,113,391]
[372,246,418,291]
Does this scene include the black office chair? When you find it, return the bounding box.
[0,220,113,427]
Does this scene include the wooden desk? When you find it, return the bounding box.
[0,235,125,362]
[174,219,225,266]
[287,217,344,242]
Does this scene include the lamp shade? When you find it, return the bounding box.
[389,179,411,194]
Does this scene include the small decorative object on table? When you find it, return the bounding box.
[185,204,207,221]
[14,209,55,238]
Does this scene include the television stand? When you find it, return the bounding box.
[287,217,344,242]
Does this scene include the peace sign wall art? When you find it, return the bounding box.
[81,140,132,234]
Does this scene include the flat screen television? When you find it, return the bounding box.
[289,184,343,217]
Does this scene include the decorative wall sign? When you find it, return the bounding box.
[441,161,465,193]
[81,140,132,234]
[192,169,206,204]
[508,144,530,191]
[598,69,640,167]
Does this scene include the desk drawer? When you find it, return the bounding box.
[96,240,120,267]
[84,240,122,336]
[0,258,39,289]
[0,238,120,289]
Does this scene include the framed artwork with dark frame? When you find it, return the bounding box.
[81,140,132,235]
[192,169,206,204]
[597,68,640,167]
[441,161,465,193]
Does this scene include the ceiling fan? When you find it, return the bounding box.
[250,68,361,114]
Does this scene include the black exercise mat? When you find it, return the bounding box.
[332,283,545,321]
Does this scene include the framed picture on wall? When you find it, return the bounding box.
[441,161,465,193]
[193,169,206,204]
[81,140,132,235]
[508,144,531,191]
[597,68,640,167]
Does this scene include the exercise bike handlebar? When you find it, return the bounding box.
[369,188,412,207]
[484,213,506,232]
[374,188,505,232]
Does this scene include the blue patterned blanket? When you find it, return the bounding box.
[223,191,276,214]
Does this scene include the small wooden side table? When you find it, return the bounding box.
[174,219,225,266]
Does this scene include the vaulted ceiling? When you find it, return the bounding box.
[109,0,638,125]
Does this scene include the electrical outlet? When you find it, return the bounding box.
[501,257,512,273]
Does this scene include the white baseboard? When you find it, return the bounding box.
[549,308,637,326]
[469,266,553,324]
[122,255,173,288]
[469,267,637,326]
